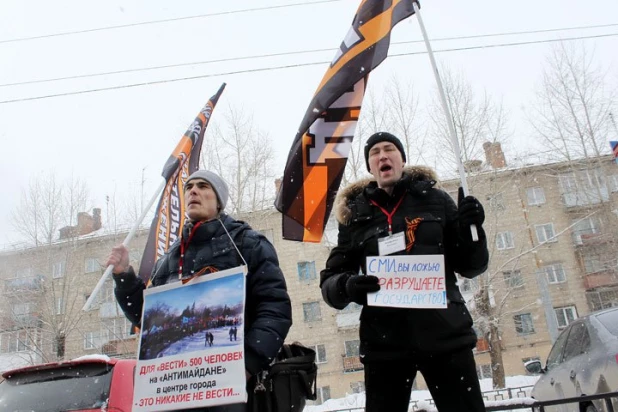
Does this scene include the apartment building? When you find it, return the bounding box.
[442,144,618,382]
[0,214,148,372]
[1,148,617,404]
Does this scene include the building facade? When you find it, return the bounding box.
[1,150,617,403]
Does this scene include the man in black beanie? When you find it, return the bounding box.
[320,131,489,412]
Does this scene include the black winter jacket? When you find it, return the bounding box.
[320,166,488,361]
[113,214,292,376]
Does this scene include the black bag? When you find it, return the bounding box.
[253,342,318,412]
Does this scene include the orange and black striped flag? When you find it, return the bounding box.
[138,83,226,282]
[275,0,417,242]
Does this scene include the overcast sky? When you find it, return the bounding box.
[1,0,617,247]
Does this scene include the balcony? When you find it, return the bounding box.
[575,232,611,247]
[562,190,609,209]
[342,355,364,373]
[10,313,41,327]
[4,276,44,293]
[102,338,137,357]
[475,337,490,353]
[336,311,360,330]
[584,271,618,289]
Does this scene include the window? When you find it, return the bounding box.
[84,258,99,273]
[350,381,365,393]
[546,328,569,370]
[340,302,362,313]
[559,170,609,207]
[571,217,599,245]
[52,261,65,279]
[84,331,101,350]
[609,175,618,192]
[0,331,31,353]
[583,255,605,274]
[309,344,327,363]
[496,231,514,250]
[476,364,492,379]
[316,386,331,404]
[535,223,556,243]
[344,339,360,357]
[597,310,618,336]
[101,317,132,342]
[503,270,524,289]
[586,287,618,311]
[11,303,34,323]
[297,261,317,282]
[514,313,535,335]
[562,322,590,361]
[526,187,546,206]
[543,263,566,284]
[302,302,321,322]
[56,297,65,315]
[488,193,505,211]
[554,306,577,329]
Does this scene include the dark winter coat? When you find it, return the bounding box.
[113,213,292,376]
[320,166,488,362]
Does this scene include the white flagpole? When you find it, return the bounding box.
[413,1,478,241]
[81,179,166,311]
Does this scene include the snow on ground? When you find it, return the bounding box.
[305,375,540,412]
[159,327,243,358]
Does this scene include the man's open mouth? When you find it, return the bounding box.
[380,165,392,172]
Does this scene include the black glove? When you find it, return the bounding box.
[458,187,485,227]
[344,274,380,305]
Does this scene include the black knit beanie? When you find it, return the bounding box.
[364,132,407,172]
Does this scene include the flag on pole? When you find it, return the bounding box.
[138,83,226,282]
[611,141,618,164]
[274,0,417,242]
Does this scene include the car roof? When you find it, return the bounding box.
[590,306,618,317]
[1,356,134,380]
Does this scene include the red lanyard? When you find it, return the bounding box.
[370,194,405,235]
[178,221,203,279]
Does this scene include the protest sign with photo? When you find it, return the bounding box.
[133,266,247,411]
[366,255,447,309]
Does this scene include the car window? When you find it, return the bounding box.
[0,363,113,412]
[596,309,618,336]
[562,322,590,361]
[546,326,570,370]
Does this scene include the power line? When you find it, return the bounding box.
[1,32,616,105]
[0,0,343,45]
[1,22,616,89]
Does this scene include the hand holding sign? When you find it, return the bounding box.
[344,273,380,306]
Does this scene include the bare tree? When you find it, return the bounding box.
[200,104,276,215]
[5,173,96,362]
[428,66,509,179]
[344,76,425,186]
[529,42,616,162]
[383,75,429,166]
[11,174,63,246]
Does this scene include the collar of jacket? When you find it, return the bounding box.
[334,165,441,226]
[182,213,230,243]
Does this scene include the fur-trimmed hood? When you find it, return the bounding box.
[334,165,441,225]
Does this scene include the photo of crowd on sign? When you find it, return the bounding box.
[138,272,245,361]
